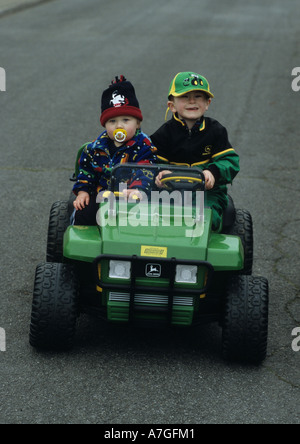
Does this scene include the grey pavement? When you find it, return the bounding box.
[0,0,52,16]
[0,0,299,425]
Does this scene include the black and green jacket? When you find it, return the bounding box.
[151,114,240,225]
[151,114,240,188]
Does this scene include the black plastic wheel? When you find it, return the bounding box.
[225,209,253,275]
[222,275,269,364]
[29,263,79,350]
[46,201,70,263]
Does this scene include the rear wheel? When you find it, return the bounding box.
[225,209,253,275]
[29,263,79,350]
[222,275,269,364]
[46,201,70,262]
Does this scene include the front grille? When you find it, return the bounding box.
[109,292,193,307]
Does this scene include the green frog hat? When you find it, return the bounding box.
[168,71,214,99]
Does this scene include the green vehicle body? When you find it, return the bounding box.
[63,207,243,326]
[63,164,243,326]
[30,161,269,363]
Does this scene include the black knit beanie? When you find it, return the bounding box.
[100,75,143,126]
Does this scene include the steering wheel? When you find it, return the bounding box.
[160,171,205,192]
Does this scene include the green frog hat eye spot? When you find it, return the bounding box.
[183,74,204,88]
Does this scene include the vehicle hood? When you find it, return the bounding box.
[98,202,210,261]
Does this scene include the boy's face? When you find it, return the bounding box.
[168,91,211,126]
[105,116,140,146]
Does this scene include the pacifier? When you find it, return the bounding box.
[113,129,127,143]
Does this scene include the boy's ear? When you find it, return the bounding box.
[167,100,176,113]
[206,97,212,110]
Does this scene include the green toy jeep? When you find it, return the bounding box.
[30,160,269,364]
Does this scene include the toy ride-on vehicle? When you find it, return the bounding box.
[29,163,269,364]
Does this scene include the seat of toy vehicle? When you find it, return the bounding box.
[70,142,90,182]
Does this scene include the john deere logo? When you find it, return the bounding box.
[146,264,161,278]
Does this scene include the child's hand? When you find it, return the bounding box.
[122,189,143,201]
[155,170,172,188]
[203,170,215,190]
[74,191,90,210]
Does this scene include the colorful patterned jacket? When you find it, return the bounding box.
[73,129,157,195]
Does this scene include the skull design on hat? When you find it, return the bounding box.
[110,91,129,108]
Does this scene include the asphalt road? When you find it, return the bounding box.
[0,0,299,425]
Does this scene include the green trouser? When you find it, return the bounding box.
[205,187,228,231]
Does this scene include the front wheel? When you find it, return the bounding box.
[29,263,79,350]
[222,275,269,364]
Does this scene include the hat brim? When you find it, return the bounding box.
[171,87,214,99]
[100,106,143,127]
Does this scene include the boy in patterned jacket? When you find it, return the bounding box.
[151,71,240,231]
[73,76,157,225]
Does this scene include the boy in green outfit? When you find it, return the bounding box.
[151,71,240,231]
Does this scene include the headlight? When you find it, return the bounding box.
[176,265,197,284]
[109,261,131,279]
